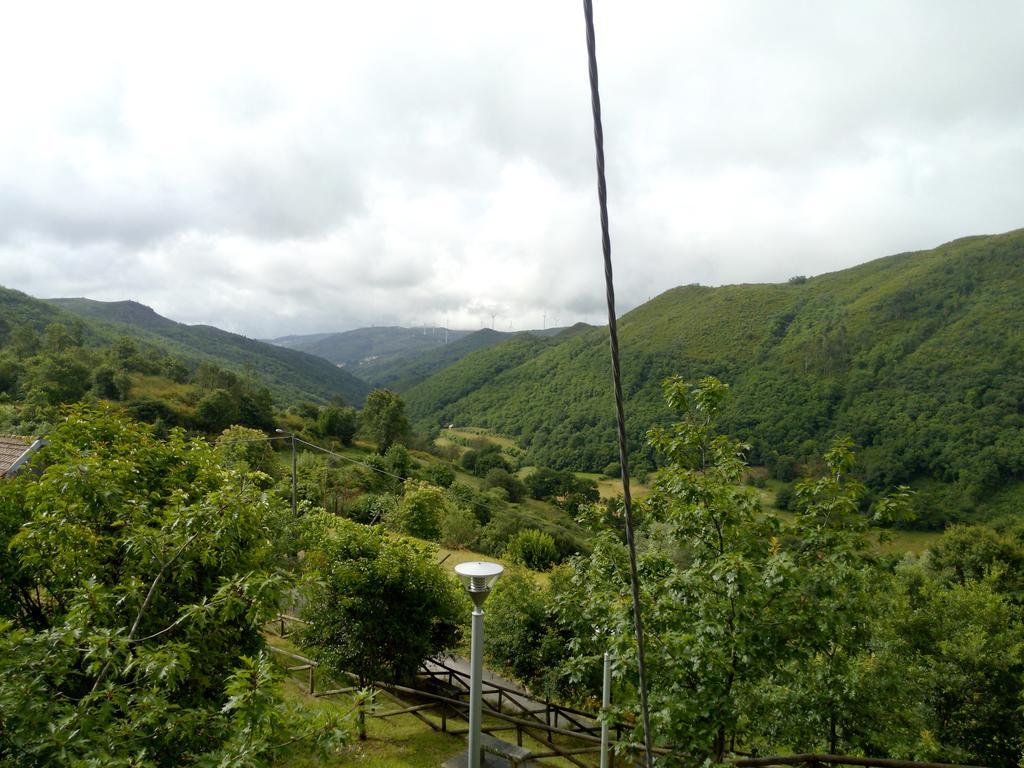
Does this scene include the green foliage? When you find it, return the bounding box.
[384,442,415,480]
[344,492,398,525]
[524,467,599,512]
[217,424,277,478]
[196,387,241,432]
[484,571,560,690]
[421,461,455,488]
[385,481,448,540]
[504,529,559,570]
[315,404,358,444]
[439,503,481,549]
[506,376,1024,765]
[0,406,337,766]
[484,467,527,503]
[460,442,510,476]
[360,388,411,453]
[446,481,494,525]
[300,516,464,685]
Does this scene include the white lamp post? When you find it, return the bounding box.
[454,561,504,768]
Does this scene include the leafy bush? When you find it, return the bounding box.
[421,462,456,488]
[485,468,527,503]
[485,571,555,686]
[446,481,495,524]
[345,492,398,525]
[217,424,277,477]
[461,443,510,476]
[440,504,481,549]
[384,481,448,540]
[504,529,559,571]
[301,516,463,688]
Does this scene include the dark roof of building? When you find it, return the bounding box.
[0,435,33,477]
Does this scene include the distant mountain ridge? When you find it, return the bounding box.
[355,325,582,390]
[269,323,579,389]
[45,297,370,405]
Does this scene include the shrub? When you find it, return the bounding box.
[301,517,463,687]
[504,529,559,571]
[440,504,481,549]
[385,481,448,540]
[485,572,552,685]
[345,492,398,525]
[422,462,456,488]
[485,468,527,503]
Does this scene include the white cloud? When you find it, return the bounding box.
[0,0,1022,336]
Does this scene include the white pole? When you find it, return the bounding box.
[600,650,611,768]
[469,606,485,768]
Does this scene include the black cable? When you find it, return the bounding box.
[580,1,655,764]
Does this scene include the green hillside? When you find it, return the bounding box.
[404,229,1024,526]
[359,325,584,391]
[43,297,370,405]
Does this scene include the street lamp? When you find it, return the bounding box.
[454,561,503,768]
[275,428,297,516]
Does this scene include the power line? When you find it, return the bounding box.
[581,0,655,763]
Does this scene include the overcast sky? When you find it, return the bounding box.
[1,1,1022,338]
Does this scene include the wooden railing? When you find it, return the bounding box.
[266,616,993,768]
[734,756,989,768]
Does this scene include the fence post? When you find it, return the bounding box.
[516,724,523,747]
[280,616,286,637]
[309,665,315,696]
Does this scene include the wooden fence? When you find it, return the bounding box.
[265,616,992,768]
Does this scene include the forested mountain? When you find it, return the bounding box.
[269,324,576,388]
[356,325,583,390]
[38,296,370,405]
[267,326,475,370]
[404,229,1024,525]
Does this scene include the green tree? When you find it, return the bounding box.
[385,481,447,540]
[422,461,456,488]
[299,516,463,734]
[217,424,277,477]
[0,406,342,766]
[485,467,527,503]
[195,387,241,432]
[8,323,39,357]
[504,528,558,570]
[360,388,410,453]
[553,378,908,762]
[30,351,92,404]
[315,404,358,445]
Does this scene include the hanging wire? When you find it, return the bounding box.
[580,1,655,764]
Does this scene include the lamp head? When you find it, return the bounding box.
[455,561,504,608]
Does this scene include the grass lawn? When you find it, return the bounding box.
[574,471,651,500]
[443,428,519,451]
